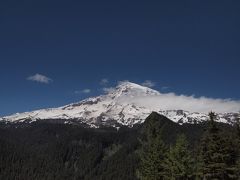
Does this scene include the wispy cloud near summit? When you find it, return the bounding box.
[141,80,156,88]
[118,91,240,113]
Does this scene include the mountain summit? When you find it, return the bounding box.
[0,82,238,127]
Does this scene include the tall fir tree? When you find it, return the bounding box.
[234,112,240,178]
[162,134,195,180]
[235,113,240,138]
[199,112,239,180]
[137,113,167,180]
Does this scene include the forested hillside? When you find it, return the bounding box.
[0,112,239,180]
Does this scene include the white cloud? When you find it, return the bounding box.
[75,89,91,94]
[117,92,240,113]
[100,78,109,85]
[102,87,115,94]
[27,73,52,84]
[82,89,91,93]
[112,80,240,113]
[141,80,156,88]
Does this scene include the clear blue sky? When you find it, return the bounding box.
[0,0,239,116]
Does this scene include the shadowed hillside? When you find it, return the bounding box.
[0,112,238,180]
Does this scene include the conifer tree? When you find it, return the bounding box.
[234,112,240,178]
[137,114,167,180]
[236,113,240,138]
[163,134,194,180]
[199,112,239,180]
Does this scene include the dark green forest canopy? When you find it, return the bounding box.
[0,112,239,180]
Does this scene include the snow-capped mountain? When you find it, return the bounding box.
[0,82,239,127]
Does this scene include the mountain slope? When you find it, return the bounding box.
[0,82,239,127]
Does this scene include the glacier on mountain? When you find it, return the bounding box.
[0,81,239,127]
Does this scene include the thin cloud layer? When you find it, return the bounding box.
[105,81,240,113]
[141,80,156,88]
[118,92,240,113]
[75,89,91,94]
[27,74,52,84]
